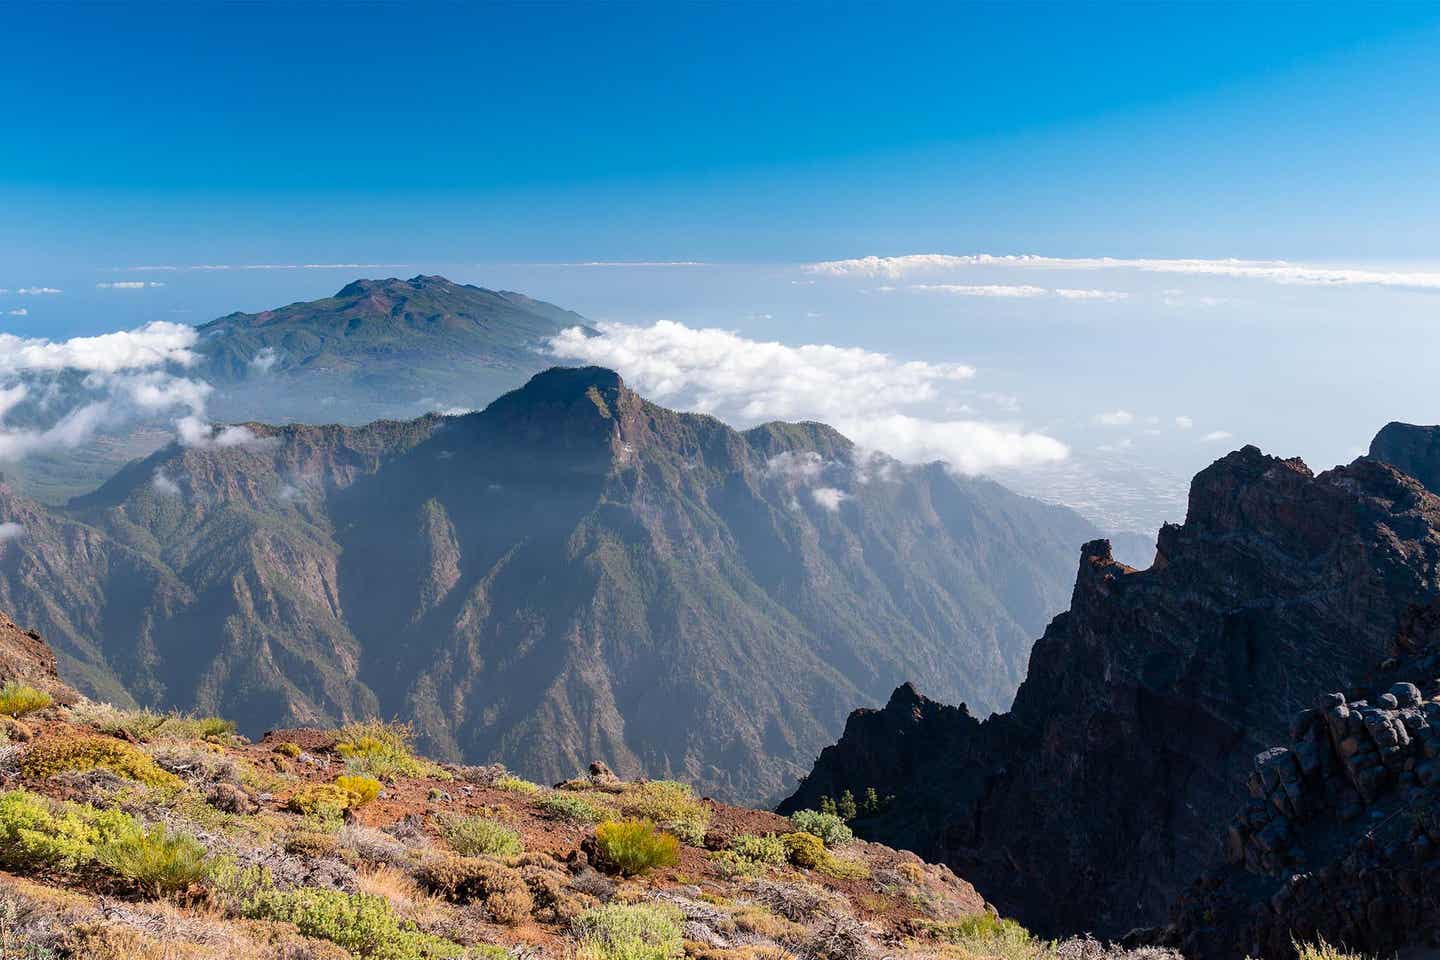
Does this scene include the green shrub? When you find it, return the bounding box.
[0,682,51,718]
[245,887,466,959]
[441,816,522,857]
[20,735,180,788]
[157,714,236,743]
[68,702,169,741]
[493,775,542,796]
[0,789,206,897]
[334,721,436,780]
[273,741,302,758]
[618,781,710,845]
[537,792,612,823]
[729,833,789,866]
[0,789,136,870]
[593,819,680,876]
[96,822,209,897]
[921,913,1033,950]
[709,849,765,879]
[573,903,684,960]
[780,831,826,869]
[788,809,853,846]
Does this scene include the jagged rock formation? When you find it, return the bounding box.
[0,367,1096,804]
[1371,421,1440,496]
[1168,605,1440,958]
[782,443,1440,937]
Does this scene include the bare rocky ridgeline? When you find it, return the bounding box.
[784,426,1440,944]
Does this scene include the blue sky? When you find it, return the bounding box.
[5,2,1440,532]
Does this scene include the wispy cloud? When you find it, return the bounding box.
[811,487,848,512]
[912,284,1048,298]
[15,287,61,295]
[1093,410,1135,426]
[119,263,405,272]
[0,522,23,543]
[0,322,227,461]
[1175,415,1193,430]
[97,281,166,289]
[5,309,25,317]
[1202,430,1234,442]
[806,253,1440,291]
[910,283,1129,301]
[548,320,1066,474]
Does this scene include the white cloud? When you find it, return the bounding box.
[151,470,180,496]
[912,283,1048,298]
[766,451,826,484]
[811,487,848,512]
[249,347,278,373]
[15,287,61,295]
[1175,416,1194,430]
[548,320,1065,474]
[0,321,197,375]
[1054,288,1129,301]
[174,417,269,450]
[805,253,1440,291]
[96,281,165,289]
[0,522,24,543]
[1202,430,1234,442]
[6,309,25,317]
[1094,410,1135,426]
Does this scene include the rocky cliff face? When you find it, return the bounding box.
[782,443,1440,937]
[1371,421,1440,496]
[0,367,1096,805]
[1167,601,1440,958]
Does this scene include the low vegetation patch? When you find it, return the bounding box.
[0,789,206,896]
[20,735,180,788]
[416,853,533,924]
[287,774,382,819]
[0,682,52,718]
[67,702,235,743]
[335,720,439,780]
[440,815,523,857]
[537,792,612,823]
[572,902,684,960]
[618,780,710,845]
[493,774,543,796]
[245,886,467,959]
[729,833,789,866]
[593,819,680,875]
[788,809,853,846]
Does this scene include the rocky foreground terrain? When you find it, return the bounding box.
[784,427,1440,943]
[0,607,1187,960]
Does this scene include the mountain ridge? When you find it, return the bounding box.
[0,366,1099,804]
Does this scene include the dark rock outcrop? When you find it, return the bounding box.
[1371,421,1440,497]
[1168,611,1440,957]
[782,444,1440,937]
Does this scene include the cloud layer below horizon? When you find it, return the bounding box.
[548,319,1068,474]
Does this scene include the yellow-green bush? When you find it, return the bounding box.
[95,822,209,897]
[334,720,437,780]
[780,831,826,869]
[0,789,137,870]
[618,781,710,845]
[537,792,612,823]
[441,815,523,857]
[273,741,302,758]
[245,886,467,959]
[593,819,680,876]
[0,789,206,896]
[573,902,684,960]
[0,682,52,718]
[335,774,382,808]
[920,913,1033,952]
[493,775,543,796]
[729,833,789,866]
[20,735,180,788]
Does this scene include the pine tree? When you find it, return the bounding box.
[863,786,880,815]
[819,795,837,816]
